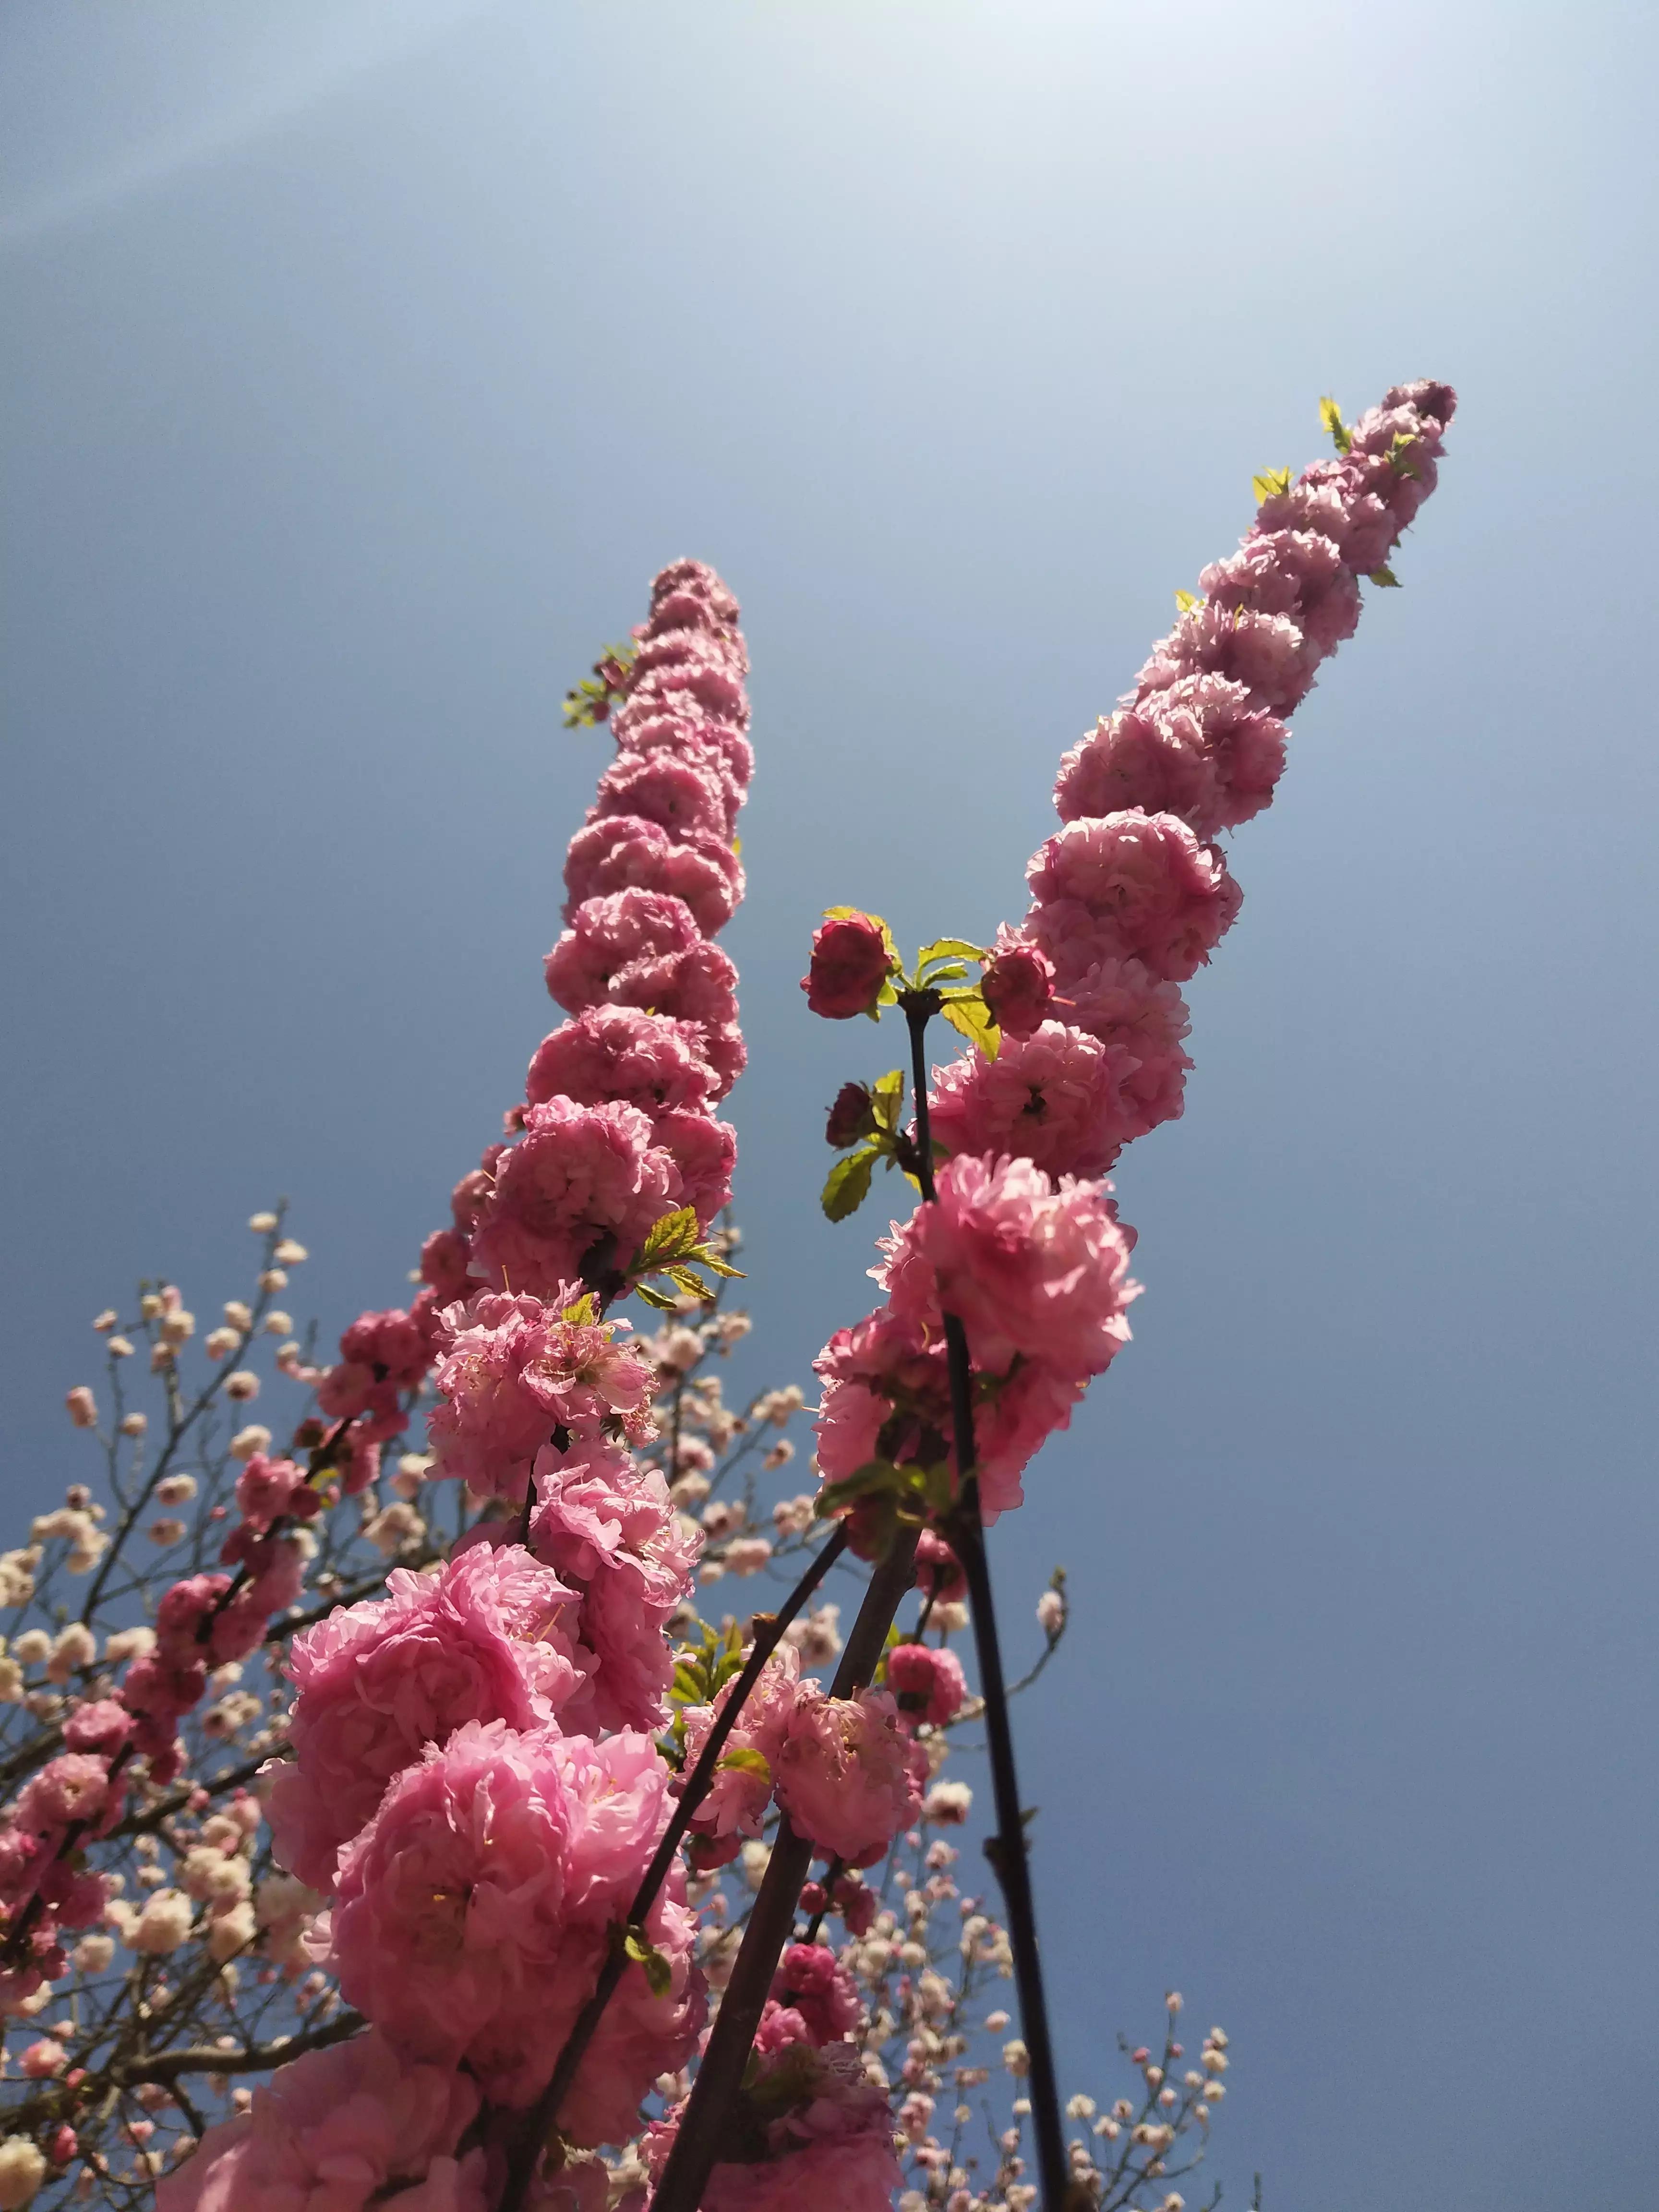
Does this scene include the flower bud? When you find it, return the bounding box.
[65,1387,97,1430]
[979,931,1054,1039]
[801,912,894,1019]
[826,1081,878,1148]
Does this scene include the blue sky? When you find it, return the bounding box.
[2,2,1656,2203]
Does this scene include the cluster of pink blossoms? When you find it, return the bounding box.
[159,564,926,2212]
[812,381,1457,1521]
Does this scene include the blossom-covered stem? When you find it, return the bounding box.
[496,1524,851,2212]
[909,996,1071,2210]
[0,1740,133,1967]
[648,1525,920,2212]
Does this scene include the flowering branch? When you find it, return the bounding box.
[496,1523,850,2211]
[646,1522,922,2212]
[902,992,1072,2212]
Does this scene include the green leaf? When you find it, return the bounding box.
[560,1292,599,1325]
[623,1927,673,1998]
[1251,465,1293,503]
[635,1206,701,1270]
[1386,431,1421,478]
[821,1144,879,1223]
[921,961,969,984]
[663,1265,715,1300]
[716,1746,772,1781]
[939,992,1000,1060]
[699,1254,745,1280]
[672,1663,706,1707]
[814,1459,913,1517]
[1174,588,1201,614]
[1367,565,1401,588]
[869,1068,906,1133]
[1318,395,1352,454]
[632,1283,679,1312]
[916,937,986,971]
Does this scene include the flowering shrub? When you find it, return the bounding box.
[0,384,1453,2211]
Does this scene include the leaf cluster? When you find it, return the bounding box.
[561,639,637,729]
[628,1207,745,1310]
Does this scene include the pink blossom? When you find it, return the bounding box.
[1135,601,1316,715]
[155,1573,262,1672]
[325,1720,702,2137]
[800,913,894,1020]
[268,1545,588,1892]
[156,2027,485,2212]
[640,557,743,644]
[625,644,748,730]
[1053,708,1219,834]
[645,2041,901,2212]
[928,1020,1142,1177]
[812,1305,950,1479]
[771,1941,864,2043]
[337,1309,433,1389]
[885,1641,967,1727]
[810,1300,1074,1518]
[544,890,743,1038]
[563,816,743,938]
[427,1290,657,1500]
[978,925,1054,1039]
[1115,675,1288,837]
[1046,951,1192,1141]
[14,1755,120,1844]
[877,1153,1141,1385]
[216,1527,305,1645]
[62,1698,132,1757]
[650,1106,737,1226]
[529,1441,701,1733]
[468,1097,680,1299]
[525,1006,721,1118]
[1199,529,1360,660]
[610,701,755,801]
[420,1227,474,1302]
[773,1684,921,1866]
[681,1644,800,1849]
[630,624,747,689]
[1026,811,1241,985]
[592,745,740,842]
[913,1530,967,1603]
[234,1453,308,1532]
[543,888,701,1009]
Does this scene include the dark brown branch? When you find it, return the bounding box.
[646,1525,920,2212]
[497,1527,851,2212]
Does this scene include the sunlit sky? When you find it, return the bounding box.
[3,4,1657,2205]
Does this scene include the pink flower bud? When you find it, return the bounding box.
[825,1082,878,1147]
[800,913,893,1020]
[979,929,1054,1039]
[65,1388,97,1430]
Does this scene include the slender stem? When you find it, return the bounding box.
[647,1525,920,2212]
[947,1473,1071,2212]
[497,1527,851,2212]
[909,995,1071,2212]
